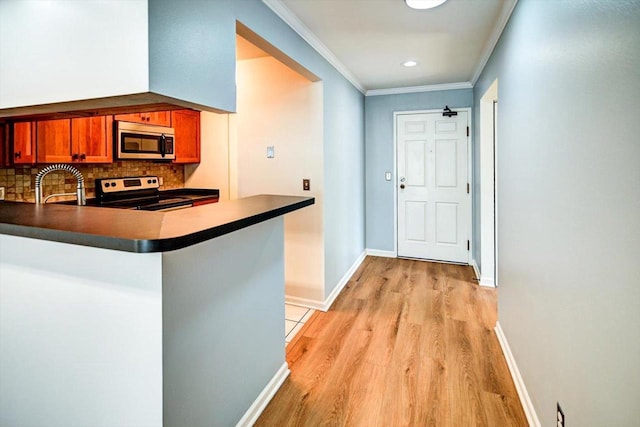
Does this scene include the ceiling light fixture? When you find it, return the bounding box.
[402,60,418,67]
[405,0,447,10]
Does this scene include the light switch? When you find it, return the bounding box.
[267,146,275,158]
[385,171,392,181]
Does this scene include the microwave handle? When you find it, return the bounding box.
[160,134,166,158]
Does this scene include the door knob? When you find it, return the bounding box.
[400,184,405,189]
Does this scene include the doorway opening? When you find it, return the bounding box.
[184,24,326,344]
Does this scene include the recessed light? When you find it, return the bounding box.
[402,60,418,67]
[405,0,447,10]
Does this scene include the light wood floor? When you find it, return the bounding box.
[256,256,528,427]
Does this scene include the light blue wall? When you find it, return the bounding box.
[151,0,366,300]
[163,218,285,427]
[149,0,237,112]
[473,1,640,425]
[234,1,366,299]
[364,89,473,251]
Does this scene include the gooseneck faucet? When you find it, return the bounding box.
[34,164,86,205]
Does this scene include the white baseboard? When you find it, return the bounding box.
[284,295,325,311]
[365,248,396,258]
[471,259,481,280]
[470,259,496,288]
[322,250,366,311]
[480,277,496,288]
[285,250,367,312]
[235,362,290,427]
[494,322,540,427]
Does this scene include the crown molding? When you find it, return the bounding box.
[470,0,518,85]
[262,0,366,94]
[365,82,473,97]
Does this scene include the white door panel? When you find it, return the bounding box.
[405,201,427,241]
[397,111,470,263]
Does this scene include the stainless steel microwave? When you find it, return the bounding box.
[116,121,175,160]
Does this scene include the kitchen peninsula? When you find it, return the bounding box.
[0,195,314,427]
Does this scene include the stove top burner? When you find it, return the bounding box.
[94,176,194,211]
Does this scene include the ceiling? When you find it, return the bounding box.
[264,0,516,94]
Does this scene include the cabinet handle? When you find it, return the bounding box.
[14,151,21,159]
[72,153,79,161]
[80,153,86,161]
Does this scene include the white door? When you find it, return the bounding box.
[397,111,470,263]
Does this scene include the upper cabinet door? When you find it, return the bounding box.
[114,112,171,127]
[71,116,112,163]
[36,120,72,163]
[0,124,5,166]
[171,110,200,164]
[11,122,36,164]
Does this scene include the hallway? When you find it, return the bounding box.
[257,256,527,426]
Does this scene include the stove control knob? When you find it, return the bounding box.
[147,179,152,184]
[152,179,157,184]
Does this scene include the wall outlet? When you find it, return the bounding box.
[385,171,392,181]
[302,179,310,191]
[557,403,564,427]
[158,177,164,186]
[0,187,5,200]
[267,146,275,158]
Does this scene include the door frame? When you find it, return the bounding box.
[393,107,473,263]
[479,79,498,287]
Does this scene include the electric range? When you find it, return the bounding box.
[94,176,219,211]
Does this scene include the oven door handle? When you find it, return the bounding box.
[157,203,193,212]
[160,134,167,158]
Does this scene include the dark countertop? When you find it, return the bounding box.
[0,195,314,253]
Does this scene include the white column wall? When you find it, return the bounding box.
[0,235,163,427]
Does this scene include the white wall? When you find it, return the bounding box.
[235,57,325,303]
[0,0,149,108]
[185,112,231,201]
[473,1,640,425]
[0,236,163,427]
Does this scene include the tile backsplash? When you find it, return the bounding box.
[0,162,184,202]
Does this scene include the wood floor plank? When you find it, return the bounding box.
[417,355,449,427]
[378,322,422,426]
[256,256,528,427]
[445,319,490,427]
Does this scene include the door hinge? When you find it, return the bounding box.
[467,183,470,194]
[467,240,470,251]
[467,126,469,137]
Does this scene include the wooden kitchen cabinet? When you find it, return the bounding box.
[114,111,171,127]
[10,122,36,164]
[0,124,5,167]
[71,116,113,163]
[171,109,200,164]
[36,120,72,163]
[36,117,112,164]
